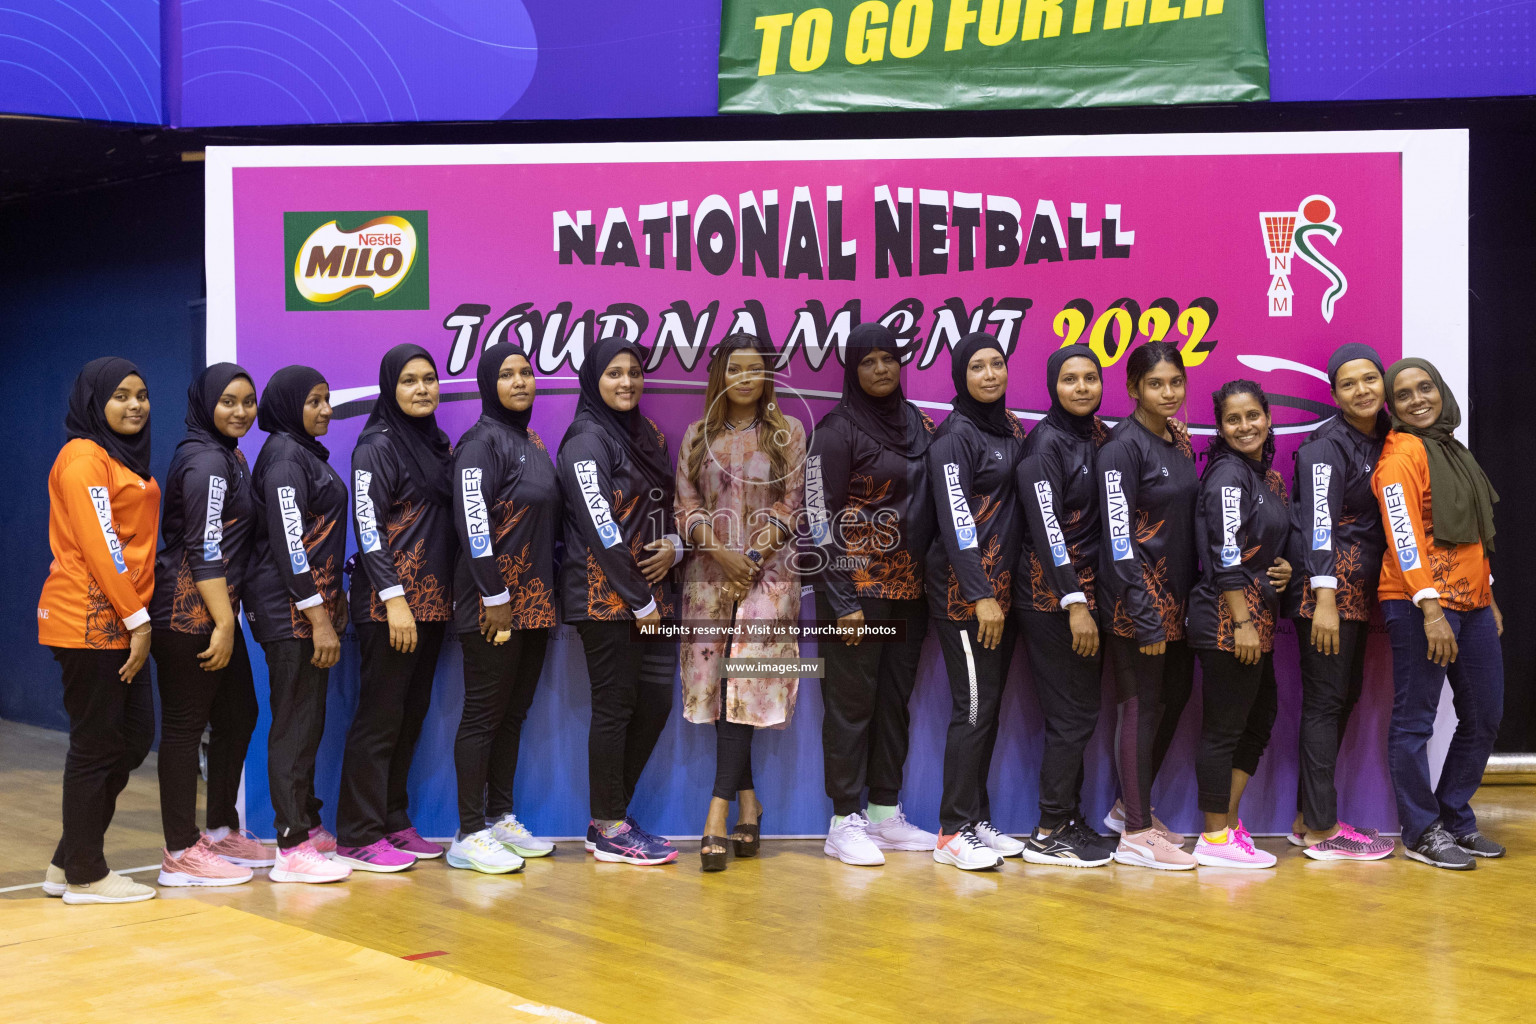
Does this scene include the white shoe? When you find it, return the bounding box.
[42,863,66,897]
[270,841,352,884]
[447,829,525,874]
[491,813,555,858]
[62,869,156,904]
[865,805,939,851]
[934,827,1004,871]
[974,820,1026,857]
[823,813,885,866]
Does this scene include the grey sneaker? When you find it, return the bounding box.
[1454,830,1506,858]
[1406,825,1476,871]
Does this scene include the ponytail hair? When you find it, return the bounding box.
[1125,341,1185,394]
[1208,378,1276,471]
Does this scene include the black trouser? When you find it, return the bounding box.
[1019,608,1103,831]
[935,615,1017,834]
[50,647,155,885]
[714,717,756,802]
[1195,649,1279,815]
[336,620,447,847]
[1106,635,1194,833]
[455,627,550,836]
[152,628,258,850]
[576,620,678,821]
[816,592,930,817]
[1294,617,1369,832]
[263,637,331,850]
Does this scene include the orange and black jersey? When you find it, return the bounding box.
[556,417,679,622]
[349,432,456,623]
[245,434,348,644]
[451,419,561,634]
[924,411,1027,621]
[1188,447,1292,653]
[805,408,938,619]
[1015,415,1112,616]
[1373,431,1493,612]
[1286,414,1389,622]
[150,440,254,634]
[1096,416,1198,645]
[38,439,160,650]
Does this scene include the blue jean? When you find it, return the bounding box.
[1381,601,1504,846]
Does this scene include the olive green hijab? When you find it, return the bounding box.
[1385,357,1498,552]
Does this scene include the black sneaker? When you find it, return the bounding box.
[1406,825,1476,870]
[1022,822,1113,868]
[1067,818,1118,854]
[1454,830,1506,858]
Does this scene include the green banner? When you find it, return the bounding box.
[719,0,1269,113]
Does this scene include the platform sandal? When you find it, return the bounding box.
[700,836,730,872]
[732,814,762,859]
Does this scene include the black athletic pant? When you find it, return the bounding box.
[1106,635,1194,833]
[337,620,447,847]
[713,717,756,802]
[1195,649,1279,815]
[935,615,1017,835]
[1295,617,1369,832]
[816,593,930,817]
[50,647,155,885]
[153,628,258,850]
[455,627,550,836]
[263,637,330,851]
[1018,608,1103,831]
[576,620,678,821]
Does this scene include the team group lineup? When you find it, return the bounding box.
[34,317,1506,903]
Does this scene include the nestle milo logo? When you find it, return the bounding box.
[284,211,429,311]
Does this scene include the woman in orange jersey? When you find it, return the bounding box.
[1374,358,1503,871]
[36,358,161,904]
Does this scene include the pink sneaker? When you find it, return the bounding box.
[1304,824,1395,861]
[308,827,338,856]
[204,829,276,867]
[1291,821,1379,847]
[1194,828,1277,869]
[334,839,416,872]
[1113,828,1197,871]
[158,837,255,887]
[385,826,444,859]
[270,841,353,883]
[1104,804,1186,846]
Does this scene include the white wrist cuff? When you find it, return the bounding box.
[665,533,685,567]
[1060,592,1087,609]
[378,585,406,602]
[482,589,511,607]
[631,597,657,619]
[122,608,150,631]
[1412,587,1440,606]
[1309,576,1338,591]
[294,594,324,611]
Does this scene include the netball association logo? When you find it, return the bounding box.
[1260,195,1348,322]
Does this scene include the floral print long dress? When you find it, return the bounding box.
[675,416,806,728]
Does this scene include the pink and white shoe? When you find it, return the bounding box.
[158,837,255,887]
[204,829,276,867]
[308,827,338,857]
[1103,803,1186,846]
[1113,828,1197,871]
[1304,824,1395,861]
[270,841,353,883]
[334,839,416,872]
[385,826,444,860]
[1194,828,1277,869]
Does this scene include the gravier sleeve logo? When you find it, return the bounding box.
[203,475,227,562]
[1033,480,1069,567]
[1104,470,1131,561]
[461,467,491,558]
[1311,463,1333,551]
[1382,482,1421,571]
[1220,485,1242,568]
[573,459,621,549]
[805,454,830,547]
[943,462,977,551]
[87,486,128,574]
[278,486,310,574]
[354,470,381,553]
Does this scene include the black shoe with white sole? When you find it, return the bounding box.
[1454,830,1506,858]
[1406,825,1476,870]
[1022,822,1113,867]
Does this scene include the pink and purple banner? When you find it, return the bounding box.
[208,133,1467,840]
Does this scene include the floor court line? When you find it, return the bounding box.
[0,863,160,894]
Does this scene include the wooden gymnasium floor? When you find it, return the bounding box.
[4,718,1536,1023]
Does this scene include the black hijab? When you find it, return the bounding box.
[1044,345,1104,439]
[565,336,672,496]
[476,343,533,434]
[947,332,1014,437]
[837,322,930,457]
[180,362,252,474]
[258,365,330,461]
[65,356,152,479]
[360,343,453,507]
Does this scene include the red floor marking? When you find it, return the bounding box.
[401,950,448,961]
